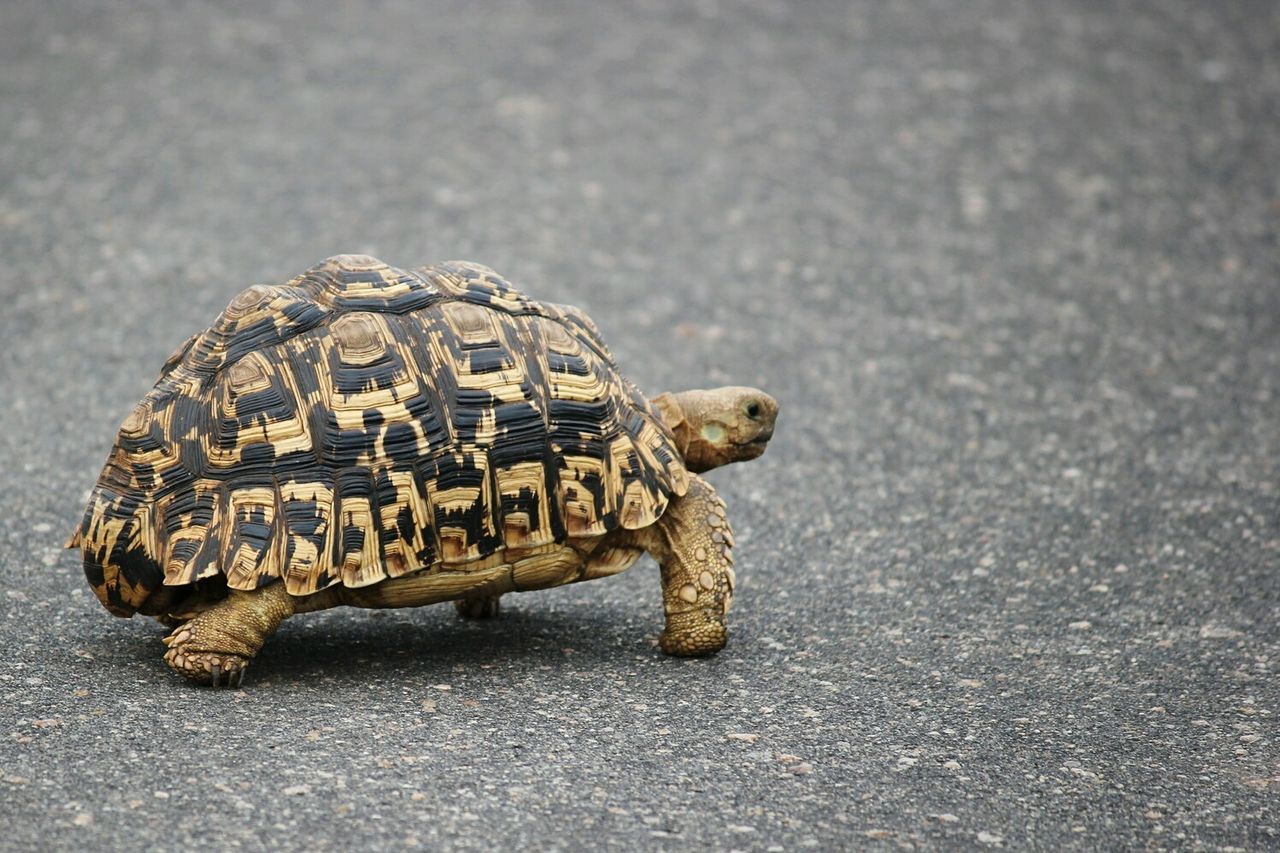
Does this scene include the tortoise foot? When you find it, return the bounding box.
[157,585,295,687]
[454,594,502,619]
[163,632,249,688]
[658,608,728,657]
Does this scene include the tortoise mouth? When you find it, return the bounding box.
[735,435,772,458]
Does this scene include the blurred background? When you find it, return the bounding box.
[1,1,1277,849]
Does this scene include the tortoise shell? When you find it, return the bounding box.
[74,255,689,617]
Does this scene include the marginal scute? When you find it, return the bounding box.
[74,257,689,615]
[163,526,208,586]
[494,461,552,549]
[278,481,335,595]
[335,467,383,588]
[377,469,433,577]
[223,487,282,589]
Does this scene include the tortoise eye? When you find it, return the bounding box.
[744,401,761,419]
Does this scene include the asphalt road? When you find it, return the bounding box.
[2,1,1277,850]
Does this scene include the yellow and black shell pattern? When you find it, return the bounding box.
[73,256,689,617]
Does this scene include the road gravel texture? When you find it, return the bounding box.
[1,1,1277,850]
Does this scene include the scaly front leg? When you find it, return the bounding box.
[631,474,736,656]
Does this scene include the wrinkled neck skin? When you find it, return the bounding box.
[652,387,776,474]
[654,395,716,473]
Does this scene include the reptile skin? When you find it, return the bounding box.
[69,255,778,685]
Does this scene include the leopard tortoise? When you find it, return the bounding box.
[69,255,778,686]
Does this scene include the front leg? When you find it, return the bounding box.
[632,474,736,656]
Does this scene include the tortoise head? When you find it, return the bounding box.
[652,386,778,474]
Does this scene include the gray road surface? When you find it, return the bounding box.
[1,0,1277,849]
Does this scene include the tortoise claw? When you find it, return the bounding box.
[161,628,191,648]
[164,644,250,687]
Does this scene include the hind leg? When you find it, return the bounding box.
[454,593,503,619]
[162,582,296,687]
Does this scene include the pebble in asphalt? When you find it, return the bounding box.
[1,1,1277,849]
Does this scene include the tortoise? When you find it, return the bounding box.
[69,255,778,686]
